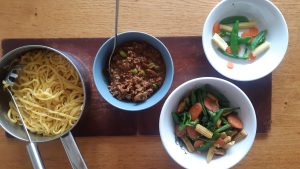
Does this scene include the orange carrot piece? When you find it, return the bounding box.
[225,46,232,54]
[249,27,259,37]
[194,140,205,148]
[227,115,243,129]
[189,103,203,120]
[204,97,219,112]
[241,32,251,37]
[227,62,234,69]
[186,126,199,140]
[248,53,256,61]
[213,22,220,34]
[214,138,226,148]
[175,125,186,138]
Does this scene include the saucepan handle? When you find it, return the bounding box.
[60,132,87,169]
[26,142,45,169]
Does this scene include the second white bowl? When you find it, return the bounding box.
[202,0,288,81]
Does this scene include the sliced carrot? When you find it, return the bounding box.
[189,103,203,120]
[186,126,199,140]
[227,62,234,69]
[225,46,232,54]
[227,114,243,129]
[248,53,256,61]
[213,22,220,34]
[214,138,226,148]
[204,96,219,112]
[175,125,186,138]
[193,140,205,148]
[249,27,259,37]
[241,31,251,37]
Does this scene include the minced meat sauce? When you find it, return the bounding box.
[108,41,166,102]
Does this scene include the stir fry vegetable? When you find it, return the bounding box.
[212,15,270,67]
[173,85,248,163]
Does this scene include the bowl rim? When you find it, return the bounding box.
[159,77,257,169]
[93,31,174,111]
[202,0,289,81]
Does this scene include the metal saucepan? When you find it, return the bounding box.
[0,45,89,169]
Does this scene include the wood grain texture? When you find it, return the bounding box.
[0,0,300,169]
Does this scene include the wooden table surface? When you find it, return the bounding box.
[0,0,299,168]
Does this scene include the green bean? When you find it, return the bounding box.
[208,110,216,118]
[219,30,231,37]
[190,91,197,105]
[196,133,220,151]
[220,16,249,24]
[213,107,240,126]
[238,36,251,44]
[230,20,239,55]
[251,30,267,50]
[172,112,181,125]
[215,123,231,133]
[241,47,250,59]
[221,117,229,125]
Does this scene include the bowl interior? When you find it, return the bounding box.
[93,32,174,111]
[159,77,256,169]
[203,0,288,81]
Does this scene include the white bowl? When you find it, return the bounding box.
[159,77,257,169]
[202,0,288,81]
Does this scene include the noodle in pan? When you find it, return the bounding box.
[6,50,83,136]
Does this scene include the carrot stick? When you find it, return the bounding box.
[249,27,259,37]
[213,22,220,34]
[194,140,205,148]
[227,115,243,129]
[175,125,186,138]
[227,62,234,69]
[204,97,219,112]
[189,103,203,120]
[186,126,199,140]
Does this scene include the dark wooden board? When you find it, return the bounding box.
[1,37,271,136]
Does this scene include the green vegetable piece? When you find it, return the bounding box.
[129,68,138,74]
[230,20,239,55]
[242,47,250,59]
[152,83,158,89]
[208,110,216,118]
[215,123,231,133]
[251,30,267,50]
[219,30,231,37]
[148,62,160,70]
[207,121,215,131]
[238,36,251,44]
[220,16,249,24]
[196,87,208,118]
[138,69,145,76]
[196,133,220,151]
[119,50,127,58]
[213,107,240,126]
[172,112,181,125]
[221,117,229,125]
[190,91,197,105]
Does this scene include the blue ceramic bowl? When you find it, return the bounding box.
[93,31,174,111]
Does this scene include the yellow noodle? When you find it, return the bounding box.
[7,50,83,136]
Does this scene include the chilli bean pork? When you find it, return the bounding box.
[108,41,166,102]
